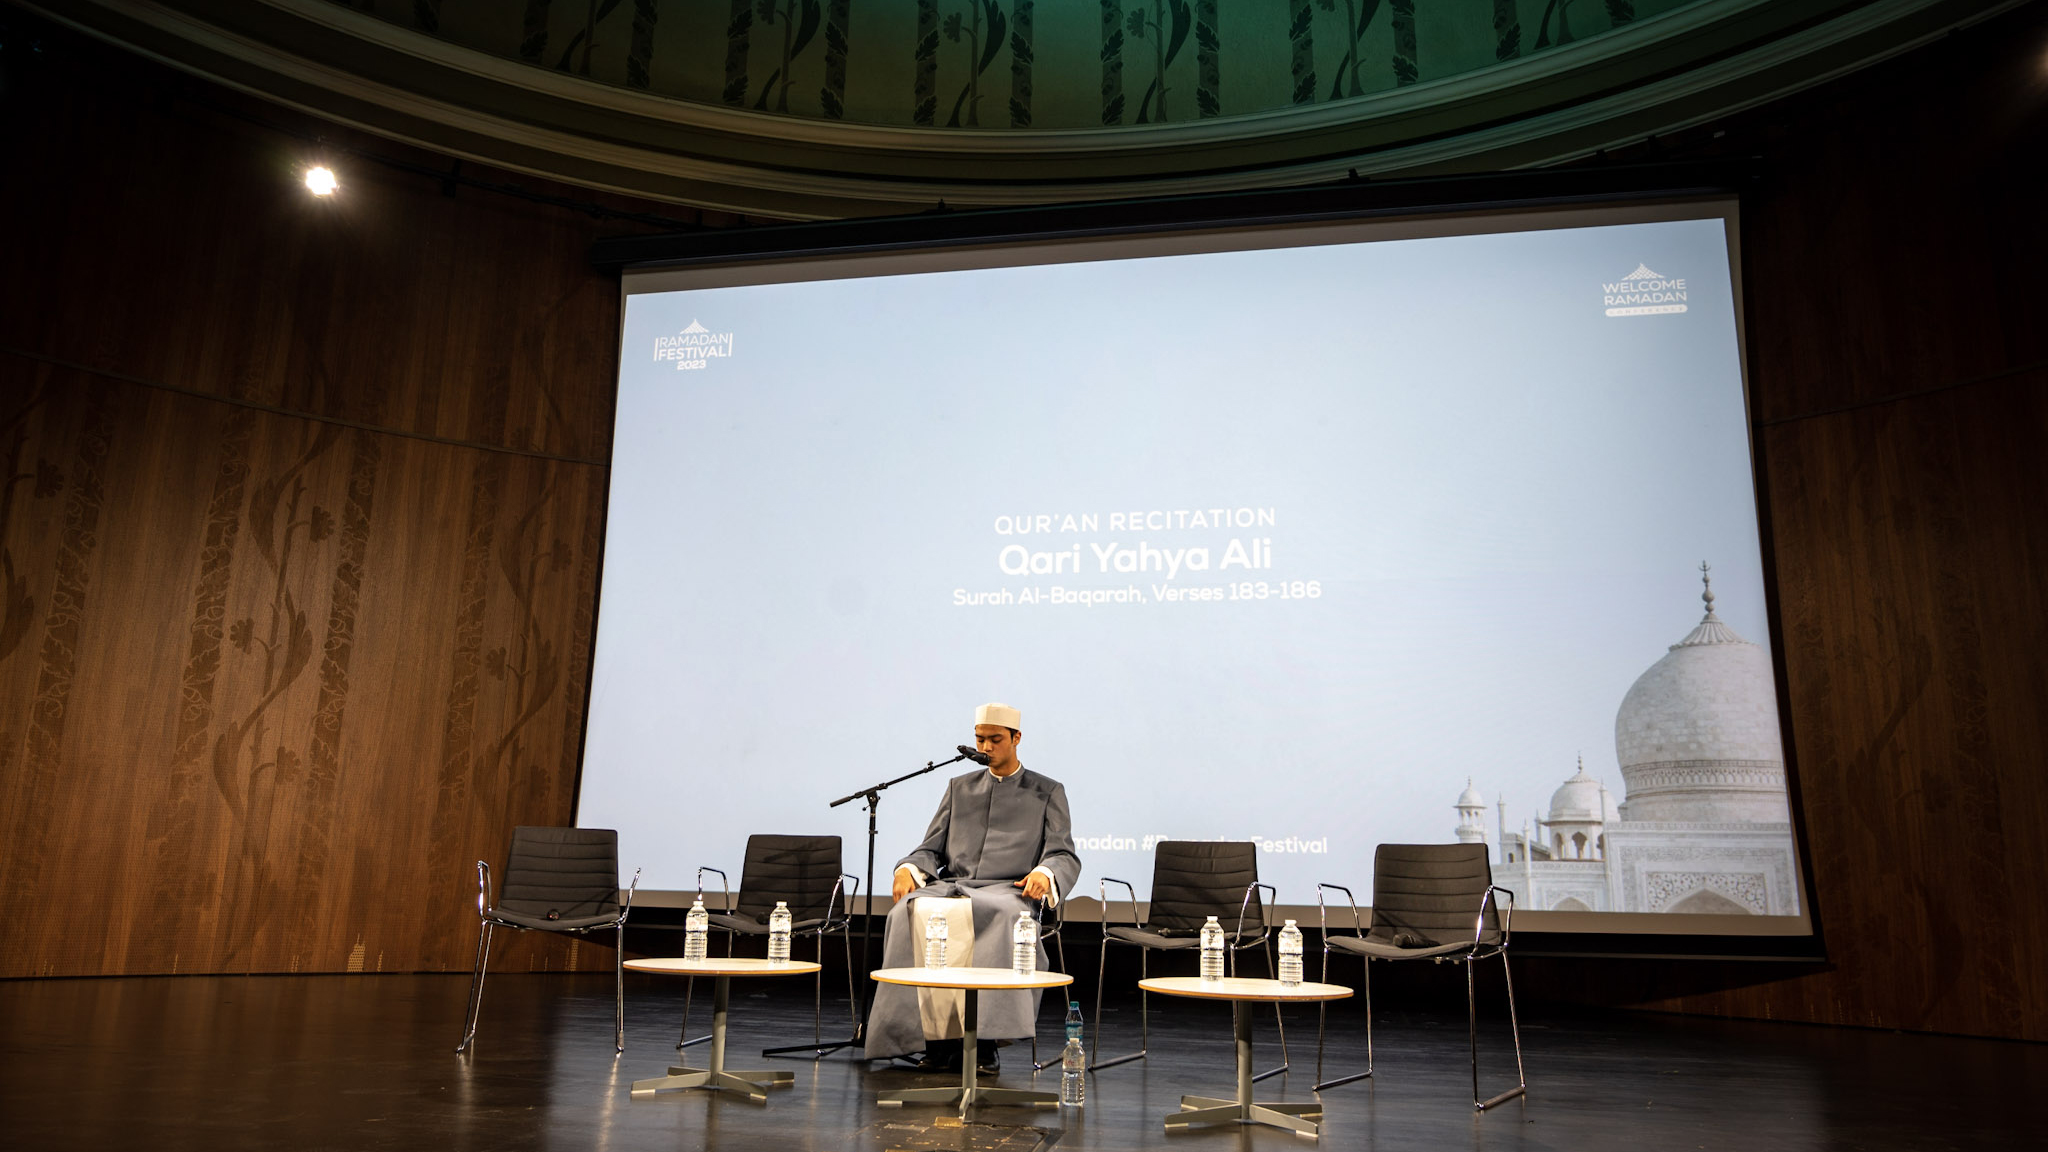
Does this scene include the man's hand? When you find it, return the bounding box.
[893,866,917,902]
[1014,871,1052,901]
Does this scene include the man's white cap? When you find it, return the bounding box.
[975,702,1022,731]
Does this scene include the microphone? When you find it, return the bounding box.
[957,745,992,766]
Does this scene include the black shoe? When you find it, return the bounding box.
[976,1041,1000,1075]
[913,1039,963,1073]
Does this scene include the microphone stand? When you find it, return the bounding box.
[763,750,970,1061]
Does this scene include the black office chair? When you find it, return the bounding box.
[1314,842,1525,1109]
[458,826,640,1054]
[1092,840,1288,1079]
[676,834,858,1059]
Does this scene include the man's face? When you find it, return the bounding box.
[974,724,1020,773]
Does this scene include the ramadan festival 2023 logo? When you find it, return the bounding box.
[1603,264,1689,317]
[652,319,735,370]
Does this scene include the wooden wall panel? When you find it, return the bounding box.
[0,364,612,976]
[0,28,644,976]
[0,41,618,463]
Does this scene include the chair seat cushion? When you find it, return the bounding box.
[1105,926,1201,949]
[1105,925,1261,950]
[487,908,618,932]
[1327,933,1475,961]
[706,914,827,934]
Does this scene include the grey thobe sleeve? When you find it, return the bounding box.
[897,779,957,880]
[1036,780,1081,899]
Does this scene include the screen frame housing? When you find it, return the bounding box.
[581,164,1826,963]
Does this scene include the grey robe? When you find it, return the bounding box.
[864,766,1081,1058]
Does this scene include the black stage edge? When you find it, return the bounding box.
[6,972,2038,1152]
[586,162,1763,272]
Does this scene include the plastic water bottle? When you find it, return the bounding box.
[684,896,709,963]
[1060,1034,1086,1106]
[1060,1004,1086,1106]
[924,910,948,969]
[1278,919,1303,987]
[1012,910,1038,975]
[1199,915,1226,981]
[767,901,792,963]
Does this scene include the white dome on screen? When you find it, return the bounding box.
[1462,565,1801,918]
[1613,568,1789,824]
[1547,760,1604,823]
[1457,780,1485,809]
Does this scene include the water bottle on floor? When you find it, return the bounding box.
[1199,915,1226,981]
[684,895,709,963]
[1060,1001,1086,1106]
[1012,910,1038,975]
[924,910,947,969]
[1278,919,1303,987]
[768,901,792,963]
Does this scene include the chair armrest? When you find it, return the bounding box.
[806,873,856,934]
[614,867,642,925]
[1099,878,1142,930]
[696,866,731,914]
[1037,895,1063,941]
[826,873,860,930]
[474,860,492,918]
[1233,882,1275,947]
[1316,882,1364,939]
[1476,885,1514,952]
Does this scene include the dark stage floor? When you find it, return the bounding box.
[3,972,2037,1151]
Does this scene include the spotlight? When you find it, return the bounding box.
[304,166,338,196]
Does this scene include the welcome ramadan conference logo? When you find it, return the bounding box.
[1603,263,1689,317]
[652,319,735,370]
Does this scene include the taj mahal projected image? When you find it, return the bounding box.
[1457,567,1800,918]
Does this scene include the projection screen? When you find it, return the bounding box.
[580,199,1812,936]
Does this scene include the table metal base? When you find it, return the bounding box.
[631,975,795,1104]
[1164,1002,1325,1138]
[873,988,1058,1117]
[631,1064,796,1103]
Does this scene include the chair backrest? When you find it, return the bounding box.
[734,834,844,923]
[1368,843,1501,947]
[498,826,620,919]
[1146,840,1261,934]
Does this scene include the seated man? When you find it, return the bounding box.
[864,703,1081,1072]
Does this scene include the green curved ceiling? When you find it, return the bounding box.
[30,0,2023,217]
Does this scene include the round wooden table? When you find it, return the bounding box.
[625,957,822,1103]
[869,966,1075,1115]
[1138,976,1353,1139]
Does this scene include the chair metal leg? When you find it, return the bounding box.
[1250,937,1288,1083]
[1141,948,1150,1049]
[457,920,494,1054]
[614,924,626,1054]
[674,928,730,1056]
[763,927,861,1059]
[1089,940,1147,1071]
[1314,951,1373,1091]
[813,932,825,1045]
[1470,953,1527,1111]
[1030,931,1073,1071]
